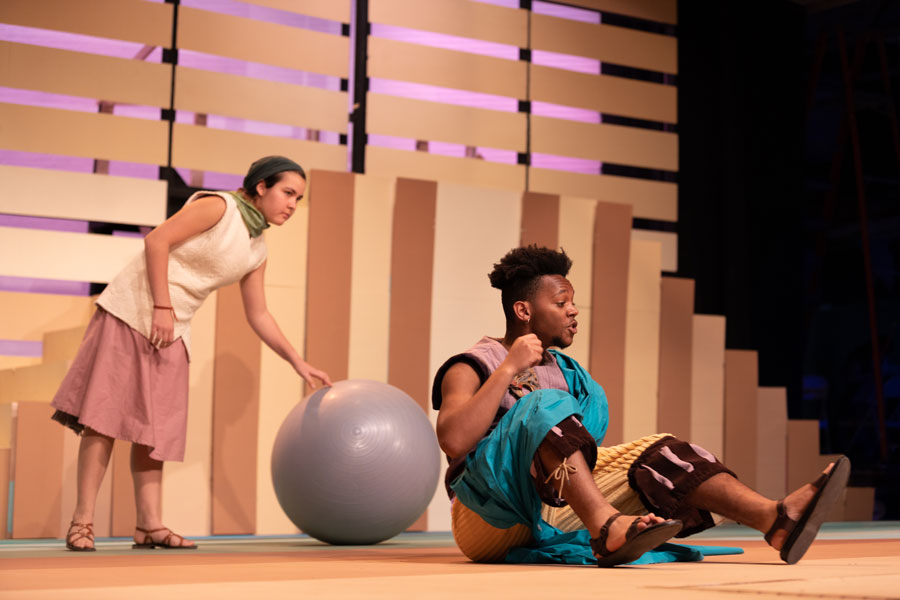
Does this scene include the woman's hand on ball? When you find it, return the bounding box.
[296,361,333,389]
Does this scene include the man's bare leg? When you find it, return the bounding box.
[535,443,665,552]
[684,463,835,551]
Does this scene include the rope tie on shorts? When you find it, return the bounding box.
[544,457,578,501]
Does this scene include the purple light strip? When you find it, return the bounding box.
[0,24,160,60]
[0,214,88,233]
[369,78,518,112]
[0,275,91,296]
[0,340,43,358]
[532,101,600,124]
[371,23,519,61]
[0,86,162,121]
[182,0,344,30]
[0,150,162,180]
[179,50,342,89]
[367,133,517,164]
[533,1,601,23]
[532,153,601,175]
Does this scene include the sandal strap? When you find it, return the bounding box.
[67,522,95,545]
[810,472,828,490]
[764,500,796,544]
[590,512,628,558]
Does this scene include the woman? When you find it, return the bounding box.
[51,156,332,551]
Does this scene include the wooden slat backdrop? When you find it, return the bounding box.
[242,0,351,22]
[0,228,143,284]
[368,37,527,98]
[367,94,526,152]
[531,13,677,74]
[0,42,172,109]
[529,169,678,222]
[170,124,348,176]
[531,116,678,171]
[563,0,677,25]
[370,0,527,46]
[0,103,169,165]
[366,146,525,191]
[0,166,166,226]
[531,65,677,123]
[177,7,349,78]
[0,0,173,47]
[175,68,348,133]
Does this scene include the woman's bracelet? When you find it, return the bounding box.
[153,304,178,321]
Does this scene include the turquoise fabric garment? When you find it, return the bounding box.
[450,349,743,565]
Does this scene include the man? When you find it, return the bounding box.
[433,246,849,567]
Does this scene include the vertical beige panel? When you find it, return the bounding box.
[256,287,304,535]
[388,182,436,408]
[161,293,217,537]
[0,448,8,539]
[0,404,10,456]
[256,199,309,535]
[558,197,596,368]
[756,387,787,501]
[843,487,875,521]
[632,230,677,273]
[786,420,820,493]
[43,326,88,363]
[428,182,521,532]
[348,175,394,381]
[0,292,94,341]
[622,239,661,442]
[520,192,559,249]
[724,350,758,489]
[589,202,632,446]
[110,441,135,537]
[690,315,725,458]
[388,179,437,532]
[657,277,694,438]
[305,171,355,381]
[211,284,261,534]
[12,403,63,538]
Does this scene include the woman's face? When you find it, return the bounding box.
[253,171,306,225]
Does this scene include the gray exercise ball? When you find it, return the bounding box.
[271,379,441,545]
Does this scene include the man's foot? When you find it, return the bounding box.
[764,455,851,564]
[133,526,197,549]
[66,521,96,552]
[591,512,683,567]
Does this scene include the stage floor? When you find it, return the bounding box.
[2,523,898,599]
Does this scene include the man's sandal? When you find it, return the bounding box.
[590,513,682,568]
[765,454,851,564]
[65,521,96,552]
[132,526,197,550]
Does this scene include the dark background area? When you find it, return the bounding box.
[678,0,900,519]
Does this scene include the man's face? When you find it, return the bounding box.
[528,275,579,349]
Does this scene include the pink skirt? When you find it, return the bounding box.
[51,307,190,462]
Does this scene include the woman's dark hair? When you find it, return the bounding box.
[243,155,306,198]
[488,245,572,321]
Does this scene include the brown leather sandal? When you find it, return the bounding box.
[590,512,682,567]
[132,526,197,550]
[765,455,850,564]
[65,521,96,552]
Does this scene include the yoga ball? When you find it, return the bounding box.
[271,379,441,544]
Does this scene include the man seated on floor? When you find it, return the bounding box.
[432,245,849,567]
